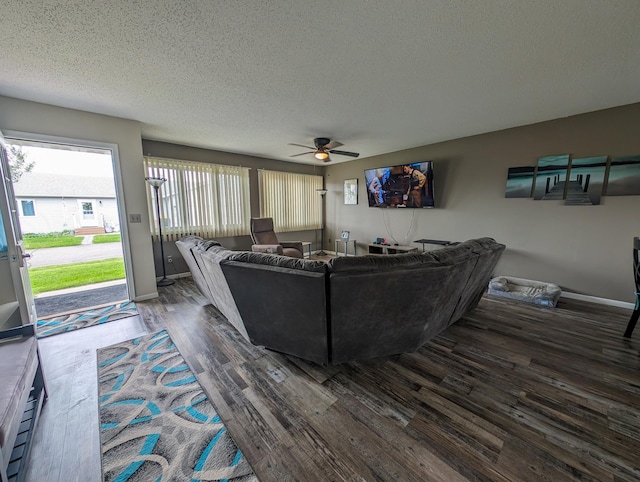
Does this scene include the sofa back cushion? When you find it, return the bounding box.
[328,254,475,364]
[176,236,215,304]
[196,246,250,341]
[442,238,506,324]
[227,251,327,273]
[328,251,437,273]
[221,259,329,365]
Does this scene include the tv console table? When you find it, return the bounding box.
[414,238,452,252]
[368,243,418,255]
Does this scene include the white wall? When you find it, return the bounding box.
[16,196,119,234]
[0,96,157,300]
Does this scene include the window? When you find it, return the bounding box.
[258,170,323,232]
[144,157,250,240]
[21,200,36,216]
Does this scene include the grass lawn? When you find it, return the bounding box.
[93,233,121,244]
[24,235,83,249]
[30,258,125,295]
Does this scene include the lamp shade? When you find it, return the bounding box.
[145,176,166,188]
[314,150,329,161]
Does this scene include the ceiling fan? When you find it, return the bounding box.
[288,137,360,162]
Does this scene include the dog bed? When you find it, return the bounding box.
[487,276,561,307]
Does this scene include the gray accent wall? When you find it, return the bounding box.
[325,103,640,303]
[3,94,635,303]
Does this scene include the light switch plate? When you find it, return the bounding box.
[129,213,142,223]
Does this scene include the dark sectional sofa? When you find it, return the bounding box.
[176,236,505,365]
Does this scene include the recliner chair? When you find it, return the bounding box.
[250,217,304,259]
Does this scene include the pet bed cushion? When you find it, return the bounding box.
[488,276,561,307]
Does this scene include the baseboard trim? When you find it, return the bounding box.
[560,291,634,310]
[134,292,158,301]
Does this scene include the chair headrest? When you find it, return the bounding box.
[251,217,274,233]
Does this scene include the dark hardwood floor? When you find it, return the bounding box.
[25,278,640,481]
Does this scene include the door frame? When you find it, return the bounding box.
[3,130,137,301]
[0,132,37,325]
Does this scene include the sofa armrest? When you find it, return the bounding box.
[251,244,284,255]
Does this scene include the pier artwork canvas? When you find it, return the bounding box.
[505,166,535,198]
[606,155,640,196]
[533,154,571,200]
[565,156,608,205]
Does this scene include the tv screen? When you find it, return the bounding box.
[364,161,434,208]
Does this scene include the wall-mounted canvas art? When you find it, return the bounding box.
[606,155,640,196]
[505,166,535,198]
[564,156,608,205]
[533,154,571,200]
[344,178,358,204]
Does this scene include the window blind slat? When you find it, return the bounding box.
[258,170,322,232]
[143,157,250,240]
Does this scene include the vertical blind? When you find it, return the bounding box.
[258,169,323,232]
[144,156,250,240]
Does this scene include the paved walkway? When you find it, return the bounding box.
[35,282,128,318]
[27,242,123,267]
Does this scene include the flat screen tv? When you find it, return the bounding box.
[364,161,434,208]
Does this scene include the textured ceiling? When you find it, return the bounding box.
[1,1,639,165]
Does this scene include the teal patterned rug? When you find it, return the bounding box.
[36,301,137,339]
[97,330,257,481]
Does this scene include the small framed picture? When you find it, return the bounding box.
[341,230,350,240]
[344,178,358,205]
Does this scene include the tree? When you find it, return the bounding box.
[6,145,34,183]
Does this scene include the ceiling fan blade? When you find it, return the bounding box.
[289,151,314,157]
[288,142,315,150]
[325,140,343,150]
[329,149,360,158]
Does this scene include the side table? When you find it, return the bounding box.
[335,239,357,257]
[414,238,452,252]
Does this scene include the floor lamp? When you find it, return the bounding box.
[316,188,327,256]
[145,176,174,287]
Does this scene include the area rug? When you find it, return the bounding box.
[36,300,137,339]
[97,330,257,481]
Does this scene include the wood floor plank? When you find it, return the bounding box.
[22,278,640,481]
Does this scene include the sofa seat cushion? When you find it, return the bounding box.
[0,336,38,448]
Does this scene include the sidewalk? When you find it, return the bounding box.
[27,242,123,268]
[34,281,128,318]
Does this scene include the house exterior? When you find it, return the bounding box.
[12,172,119,235]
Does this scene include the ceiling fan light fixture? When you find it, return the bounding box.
[314,150,329,161]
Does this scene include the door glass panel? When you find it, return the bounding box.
[82,201,94,219]
[0,210,6,252]
[21,200,35,216]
